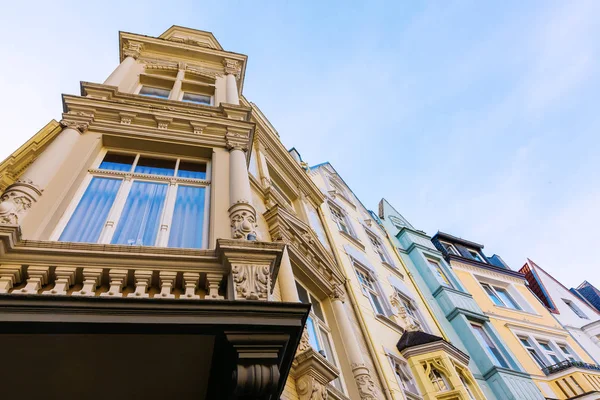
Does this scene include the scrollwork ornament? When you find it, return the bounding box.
[59,119,89,133]
[229,202,257,239]
[297,375,328,400]
[330,283,346,303]
[123,41,144,59]
[231,264,270,301]
[355,373,379,400]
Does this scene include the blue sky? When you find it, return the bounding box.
[1,1,598,288]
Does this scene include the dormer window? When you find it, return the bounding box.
[139,86,170,99]
[440,241,459,256]
[468,250,485,263]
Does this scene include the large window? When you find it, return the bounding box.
[182,92,212,105]
[470,323,509,368]
[329,204,352,237]
[355,267,386,315]
[481,283,521,310]
[519,337,547,369]
[295,282,344,392]
[563,299,589,319]
[427,259,453,288]
[56,151,209,249]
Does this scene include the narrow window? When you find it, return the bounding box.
[355,268,385,315]
[427,259,453,288]
[470,323,509,368]
[520,337,547,369]
[330,206,351,236]
[391,359,420,396]
[139,86,170,99]
[368,233,389,264]
[482,283,504,306]
[495,287,521,310]
[468,250,484,262]
[428,368,449,392]
[182,92,212,105]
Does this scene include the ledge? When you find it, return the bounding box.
[375,313,405,334]
[339,230,365,251]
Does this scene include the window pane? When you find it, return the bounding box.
[529,349,547,368]
[99,153,135,172]
[469,250,483,262]
[306,316,321,351]
[177,161,207,179]
[182,92,211,105]
[168,186,206,248]
[134,157,176,176]
[111,181,167,246]
[319,327,335,363]
[483,284,504,306]
[59,177,121,243]
[428,260,452,287]
[310,294,325,321]
[139,86,170,99]
[495,288,520,310]
[370,292,385,315]
[296,283,310,304]
[471,324,509,368]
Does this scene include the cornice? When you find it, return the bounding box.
[492,316,568,337]
[119,31,248,93]
[399,339,470,366]
[449,257,526,284]
[263,205,345,292]
[0,120,62,192]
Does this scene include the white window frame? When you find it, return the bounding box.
[480,282,522,310]
[388,355,421,399]
[426,258,453,288]
[366,230,391,265]
[536,340,562,365]
[329,203,354,237]
[519,336,548,369]
[470,322,510,368]
[467,249,485,263]
[563,298,589,319]
[354,264,387,316]
[439,241,459,256]
[51,148,211,249]
[397,290,430,333]
[295,281,347,394]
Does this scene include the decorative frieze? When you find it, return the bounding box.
[11,266,49,295]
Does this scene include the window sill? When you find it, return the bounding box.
[375,313,405,334]
[492,305,542,318]
[339,230,365,251]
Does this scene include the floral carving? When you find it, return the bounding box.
[296,327,312,355]
[223,58,242,78]
[297,375,328,400]
[355,373,379,400]
[232,264,270,300]
[123,41,144,59]
[0,190,35,225]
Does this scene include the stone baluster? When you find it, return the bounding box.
[127,270,152,298]
[11,266,50,295]
[205,273,224,299]
[330,284,380,400]
[72,268,103,296]
[181,272,200,299]
[0,266,22,293]
[100,269,128,297]
[43,267,76,295]
[154,271,177,299]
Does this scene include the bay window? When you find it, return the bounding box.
[55,151,210,249]
[470,323,509,368]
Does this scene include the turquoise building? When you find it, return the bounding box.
[377,199,545,400]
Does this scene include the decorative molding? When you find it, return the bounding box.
[223,58,242,78]
[123,41,144,59]
[59,119,90,133]
[225,129,251,151]
[232,264,270,301]
[0,180,42,225]
[119,112,136,125]
[330,283,346,303]
[189,121,207,135]
[350,363,379,400]
[154,116,172,130]
[229,201,258,240]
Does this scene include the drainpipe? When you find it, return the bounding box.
[317,206,394,400]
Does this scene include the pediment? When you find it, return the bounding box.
[159,26,223,50]
[264,205,345,292]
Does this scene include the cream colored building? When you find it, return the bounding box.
[308,163,488,400]
[0,26,386,400]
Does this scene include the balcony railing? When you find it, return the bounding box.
[542,359,600,376]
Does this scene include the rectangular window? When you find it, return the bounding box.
[368,233,390,264]
[559,344,576,362]
[400,295,430,332]
[57,151,209,249]
[468,250,484,263]
[427,259,453,288]
[182,92,212,105]
[330,205,351,236]
[520,337,547,369]
[563,299,589,319]
[470,323,509,368]
[481,283,521,310]
[356,268,385,315]
[538,341,561,364]
[139,86,171,99]
[440,241,459,256]
[391,358,420,396]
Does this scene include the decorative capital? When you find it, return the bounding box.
[154,116,172,130]
[119,112,136,125]
[123,41,144,59]
[225,130,250,152]
[223,58,241,78]
[330,283,346,303]
[59,119,89,133]
[190,121,207,135]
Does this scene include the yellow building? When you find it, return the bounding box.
[432,232,600,399]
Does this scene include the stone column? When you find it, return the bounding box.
[278,246,300,302]
[104,41,143,92]
[168,65,186,100]
[223,59,240,105]
[330,284,379,400]
[0,119,89,225]
[228,138,257,240]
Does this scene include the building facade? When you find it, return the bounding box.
[309,164,486,400]
[0,26,386,400]
[573,281,600,314]
[432,233,600,399]
[520,260,600,364]
[378,200,544,400]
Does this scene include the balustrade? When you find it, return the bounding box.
[0,264,225,300]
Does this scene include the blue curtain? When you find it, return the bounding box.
[59,177,121,243]
[168,186,206,248]
[111,181,167,246]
